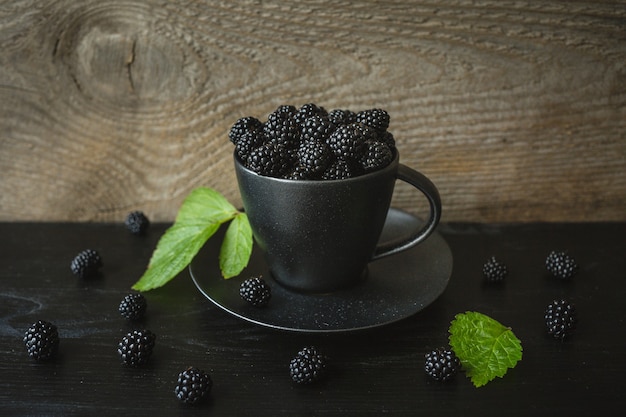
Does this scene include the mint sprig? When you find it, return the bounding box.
[449,311,523,387]
[132,187,253,291]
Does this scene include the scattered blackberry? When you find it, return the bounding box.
[296,103,328,125]
[328,109,357,125]
[326,123,374,161]
[297,139,333,176]
[239,276,271,307]
[545,251,579,280]
[175,367,213,405]
[356,108,390,131]
[482,256,508,283]
[24,320,59,361]
[70,249,102,279]
[228,116,264,144]
[289,346,328,384]
[545,299,577,340]
[125,211,150,235]
[424,347,461,382]
[118,293,147,320]
[360,140,394,172]
[246,142,293,178]
[117,329,156,367]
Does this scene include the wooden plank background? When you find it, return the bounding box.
[1,0,625,223]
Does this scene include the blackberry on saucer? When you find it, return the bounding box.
[239,276,271,307]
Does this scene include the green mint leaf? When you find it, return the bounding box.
[132,223,220,291]
[449,311,523,388]
[219,212,253,278]
[132,187,243,291]
[175,187,239,225]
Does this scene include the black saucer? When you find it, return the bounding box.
[189,208,453,333]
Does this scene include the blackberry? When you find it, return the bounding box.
[117,329,156,367]
[271,104,298,117]
[175,367,213,405]
[289,346,328,384]
[297,139,333,176]
[245,142,294,178]
[70,249,102,279]
[326,123,374,161]
[424,347,461,382]
[482,256,508,283]
[228,116,264,144]
[360,140,394,172]
[300,115,336,143]
[118,293,147,320]
[356,108,390,131]
[545,251,579,280]
[234,130,266,162]
[125,211,150,235]
[24,320,59,361]
[379,130,396,150]
[328,109,357,126]
[264,107,300,147]
[295,103,328,125]
[229,105,397,180]
[287,165,313,180]
[322,158,361,180]
[545,299,577,340]
[239,276,271,307]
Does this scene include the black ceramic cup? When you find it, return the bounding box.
[234,151,441,293]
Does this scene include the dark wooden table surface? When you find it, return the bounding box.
[1,220,625,416]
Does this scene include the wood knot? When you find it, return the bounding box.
[52,5,204,110]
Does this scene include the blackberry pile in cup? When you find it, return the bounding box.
[229,103,396,180]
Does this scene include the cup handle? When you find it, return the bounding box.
[371,164,442,260]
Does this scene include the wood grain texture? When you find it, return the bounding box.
[1,0,625,222]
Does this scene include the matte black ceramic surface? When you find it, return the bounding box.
[189,208,453,333]
[234,151,441,293]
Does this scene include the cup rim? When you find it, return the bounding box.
[233,149,399,184]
